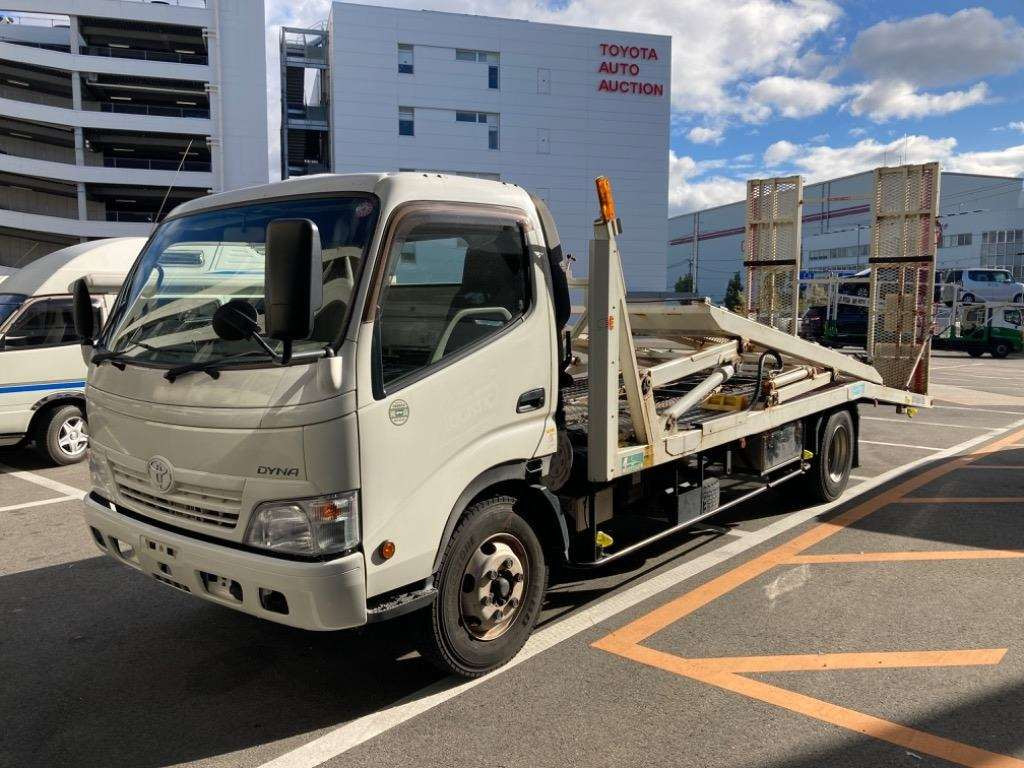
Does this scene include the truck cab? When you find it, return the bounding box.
[82,174,565,673]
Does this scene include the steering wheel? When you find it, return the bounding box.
[430,306,512,363]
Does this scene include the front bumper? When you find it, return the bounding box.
[83,493,367,631]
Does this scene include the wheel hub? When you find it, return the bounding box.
[460,535,528,641]
[58,417,88,457]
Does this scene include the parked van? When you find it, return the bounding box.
[0,238,144,464]
[941,268,1024,305]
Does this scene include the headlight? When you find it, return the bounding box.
[245,491,359,557]
[88,449,113,494]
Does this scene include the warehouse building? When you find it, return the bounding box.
[668,170,1024,301]
[0,0,268,267]
[281,2,671,289]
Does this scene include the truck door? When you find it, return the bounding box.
[356,205,556,596]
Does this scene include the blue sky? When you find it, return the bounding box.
[265,0,1024,212]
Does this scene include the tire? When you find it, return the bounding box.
[961,293,976,304]
[421,494,547,678]
[1014,294,1022,304]
[35,404,89,466]
[855,286,869,298]
[802,410,854,503]
[991,341,1011,359]
[967,349,984,358]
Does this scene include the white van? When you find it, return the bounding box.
[941,268,1024,305]
[0,238,144,464]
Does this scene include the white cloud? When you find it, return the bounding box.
[849,8,1024,88]
[748,75,846,118]
[687,126,724,145]
[848,80,988,122]
[764,140,799,166]
[668,151,747,214]
[1008,122,1024,133]
[848,127,867,137]
[946,144,1024,178]
[759,134,1024,183]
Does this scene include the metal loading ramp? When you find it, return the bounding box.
[867,163,940,395]
[744,176,803,334]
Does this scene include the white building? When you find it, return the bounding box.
[667,170,1024,301]
[0,0,268,267]
[282,2,671,289]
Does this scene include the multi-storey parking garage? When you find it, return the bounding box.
[0,0,268,267]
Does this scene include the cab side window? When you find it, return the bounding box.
[375,212,531,390]
[4,298,98,349]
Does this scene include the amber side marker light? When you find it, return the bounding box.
[378,540,396,560]
[595,176,616,223]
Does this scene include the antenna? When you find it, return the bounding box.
[153,137,195,230]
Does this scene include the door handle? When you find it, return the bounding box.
[516,388,545,413]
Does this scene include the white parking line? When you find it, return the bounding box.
[0,496,80,513]
[258,416,1024,768]
[0,463,87,499]
[859,440,944,451]
[860,416,996,431]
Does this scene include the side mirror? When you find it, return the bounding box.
[264,219,323,355]
[72,278,95,344]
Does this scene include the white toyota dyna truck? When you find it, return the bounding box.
[77,172,929,677]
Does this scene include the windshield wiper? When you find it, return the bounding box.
[91,341,160,370]
[164,349,272,383]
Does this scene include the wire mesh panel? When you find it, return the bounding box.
[867,163,940,395]
[744,176,802,333]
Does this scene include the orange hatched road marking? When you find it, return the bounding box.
[592,425,1024,768]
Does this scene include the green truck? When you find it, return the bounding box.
[933,304,1024,358]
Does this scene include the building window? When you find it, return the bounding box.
[399,107,414,136]
[940,233,972,248]
[454,112,499,149]
[807,243,869,263]
[454,49,500,89]
[398,44,414,74]
[487,113,499,150]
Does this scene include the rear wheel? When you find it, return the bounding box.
[991,341,1011,359]
[967,349,985,358]
[36,404,88,466]
[421,495,547,678]
[802,410,854,503]
[1014,293,1022,304]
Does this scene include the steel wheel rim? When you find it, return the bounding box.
[57,416,88,457]
[827,424,850,484]
[459,532,529,641]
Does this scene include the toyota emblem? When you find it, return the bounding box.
[147,456,175,493]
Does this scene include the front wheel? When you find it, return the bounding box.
[961,293,976,304]
[1013,293,1022,304]
[36,404,88,466]
[991,341,1011,359]
[421,495,547,678]
[802,410,854,503]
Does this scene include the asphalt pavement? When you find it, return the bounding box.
[3,350,1024,768]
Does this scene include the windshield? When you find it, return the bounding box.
[0,294,26,330]
[103,195,379,366]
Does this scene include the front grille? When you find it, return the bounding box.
[110,460,242,530]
